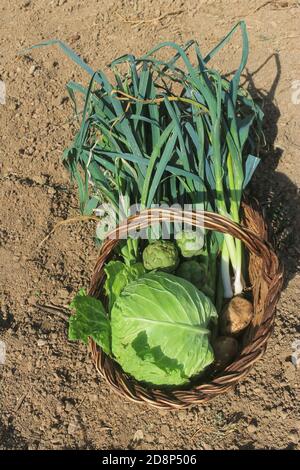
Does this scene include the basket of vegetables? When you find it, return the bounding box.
[70,202,282,409]
[31,22,283,408]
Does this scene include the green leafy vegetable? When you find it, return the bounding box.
[176,231,204,258]
[176,260,214,301]
[68,273,217,387]
[28,21,264,300]
[111,272,217,386]
[69,289,111,355]
[176,260,206,288]
[104,260,145,310]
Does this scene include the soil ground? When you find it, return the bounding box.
[0,0,299,450]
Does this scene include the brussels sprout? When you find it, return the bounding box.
[176,260,206,288]
[142,240,179,272]
[177,260,214,300]
[176,231,204,258]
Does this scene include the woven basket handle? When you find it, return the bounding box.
[89,206,279,299]
[104,207,272,260]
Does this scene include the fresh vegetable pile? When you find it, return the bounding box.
[45,21,263,387]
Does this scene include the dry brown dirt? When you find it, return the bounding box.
[0,0,300,450]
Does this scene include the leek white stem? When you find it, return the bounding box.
[221,241,233,298]
[233,266,243,295]
[224,234,238,272]
[233,238,244,295]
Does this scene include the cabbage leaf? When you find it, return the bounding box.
[111,272,217,386]
[104,261,145,310]
[69,272,217,387]
[68,289,111,355]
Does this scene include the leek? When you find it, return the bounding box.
[28,21,264,299]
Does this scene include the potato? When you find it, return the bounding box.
[220,295,253,335]
[213,336,238,369]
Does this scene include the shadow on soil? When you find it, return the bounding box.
[0,420,28,450]
[243,53,299,289]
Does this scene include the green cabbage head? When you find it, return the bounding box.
[69,271,217,387]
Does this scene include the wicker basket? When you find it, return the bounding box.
[88,201,283,409]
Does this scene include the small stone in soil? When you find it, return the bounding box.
[247,424,257,434]
[288,430,299,444]
[133,430,144,442]
[89,394,98,402]
[29,65,36,75]
[67,422,76,435]
[161,424,170,435]
[202,442,212,450]
[65,402,74,413]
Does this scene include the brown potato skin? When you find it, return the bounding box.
[220,295,253,335]
[213,336,239,369]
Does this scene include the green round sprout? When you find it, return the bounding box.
[177,260,214,300]
[176,231,204,258]
[176,260,206,288]
[142,240,179,272]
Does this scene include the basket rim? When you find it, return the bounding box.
[87,201,284,409]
